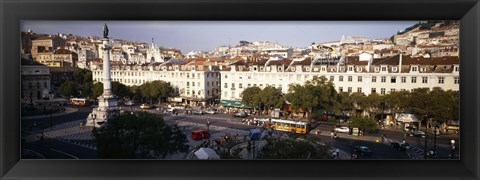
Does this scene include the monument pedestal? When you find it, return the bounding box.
[85,95,119,127]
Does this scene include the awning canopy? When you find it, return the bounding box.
[194,147,220,160]
[219,100,252,108]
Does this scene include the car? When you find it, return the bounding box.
[205,110,216,114]
[399,142,411,151]
[125,100,134,106]
[354,146,372,156]
[191,130,210,140]
[412,131,426,137]
[167,107,176,112]
[233,112,247,118]
[193,110,204,115]
[391,142,401,149]
[334,126,350,133]
[140,103,152,109]
[391,142,411,151]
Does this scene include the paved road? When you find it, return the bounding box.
[20,105,459,159]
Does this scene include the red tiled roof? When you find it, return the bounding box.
[268,59,292,66]
[54,49,72,54]
[251,59,269,66]
[372,55,459,66]
[230,60,248,66]
[346,60,368,65]
[290,57,312,66]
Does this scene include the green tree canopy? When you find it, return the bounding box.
[405,87,458,123]
[90,81,133,99]
[259,86,284,110]
[94,112,189,159]
[136,80,175,104]
[348,116,378,132]
[59,81,77,97]
[241,86,262,108]
[286,76,337,121]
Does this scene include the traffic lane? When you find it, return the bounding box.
[331,137,410,159]
[21,106,92,130]
[23,137,97,159]
[168,116,254,131]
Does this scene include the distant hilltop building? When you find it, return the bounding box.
[340,35,369,45]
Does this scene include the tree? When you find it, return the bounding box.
[136,80,174,104]
[348,116,378,132]
[90,82,132,99]
[94,112,189,159]
[59,81,77,97]
[383,90,409,119]
[349,92,367,115]
[407,87,458,124]
[286,76,337,121]
[241,86,262,109]
[258,137,330,159]
[259,86,284,111]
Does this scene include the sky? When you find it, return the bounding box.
[21,21,418,52]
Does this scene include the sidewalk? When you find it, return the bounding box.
[22,107,79,120]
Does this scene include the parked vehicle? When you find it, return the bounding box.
[334,126,350,133]
[167,107,176,112]
[391,142,401,149]
[191,130,210,140]
[193,110,204,115]
[205,110,216,114]
[399,142,411,151]
[233,112,247,118]
[125,100,134,106]
[412,131,426,138]
[140,103,152,109]
[354,146,372,156]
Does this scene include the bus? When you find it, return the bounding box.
[70,98,89,106]
[254,118,310,134]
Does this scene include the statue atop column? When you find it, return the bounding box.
[103,23,109,38]
[86,23,117,127]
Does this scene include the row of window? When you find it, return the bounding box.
[334,75,459,84]
[224,83,283,90]
[100,71,219,78]
[338,87,407,95]
[24,81,48,89]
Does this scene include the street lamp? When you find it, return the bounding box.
[433,121,440,159]
[424,115,429,159]
[450,139,456,159]
[380,101,385,125]
[206,119,211,133]
[92,113,97,132]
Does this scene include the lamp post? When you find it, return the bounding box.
[206,119,211,134]
[450,139,456,159]
[92,113,97,132]
[433,121,439,159]
[380,101,385,125]
[424,115,429,159]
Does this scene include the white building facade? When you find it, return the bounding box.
[220,55,460,101]
[92,60,221,106]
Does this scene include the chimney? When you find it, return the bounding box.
[367,56,372,72]
[399,54,403,73]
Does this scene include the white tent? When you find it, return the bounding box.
[194,147,220,160]
[395,113,419,123]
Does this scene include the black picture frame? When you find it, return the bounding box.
[1,0,479,179]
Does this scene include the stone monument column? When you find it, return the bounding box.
[85,23,118,127]
[102,39,113,98]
